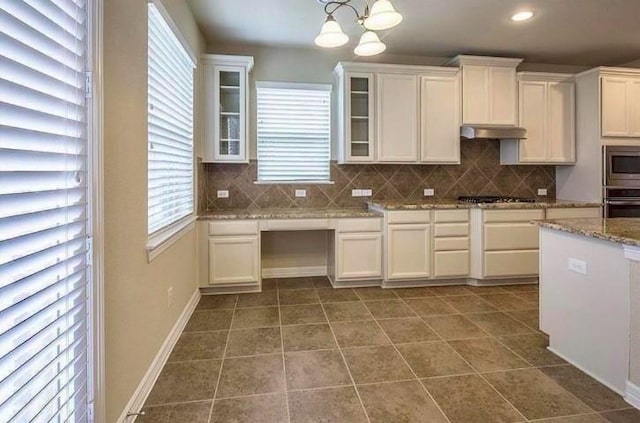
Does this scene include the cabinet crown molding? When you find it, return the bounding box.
[447,55,524,68]
[201,54,254,71]
[577,66,640,79]
[517,72,575,82]
[334,61,459,76]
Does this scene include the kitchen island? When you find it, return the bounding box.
[535,218,640,410]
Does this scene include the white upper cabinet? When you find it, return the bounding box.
[202,54,253,163]
[602,75,640,138]
[376,73,419,162]
[501,73,575,165]
[420,73,461,163]
[449,55,523,126]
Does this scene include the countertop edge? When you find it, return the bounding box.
[534,219,640,248]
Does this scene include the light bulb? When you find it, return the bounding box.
[364,0,403,31]
[511,11,534,21]
[354,31,386,56]
[314,15,349,48]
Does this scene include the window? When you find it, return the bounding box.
[256,82,331,182]
[0,0,92,421]
[147,3,195,235]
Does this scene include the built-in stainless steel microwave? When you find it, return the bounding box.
[605,146,640,187]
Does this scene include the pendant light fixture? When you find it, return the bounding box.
[314,0,403,57]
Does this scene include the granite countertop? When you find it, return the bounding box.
[535,218,640,247]
[368,199,602,211]
[198,207,381,220]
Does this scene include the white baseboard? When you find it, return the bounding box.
[547,346,626,396]
[625,380,640,410]
[261,266,327,279]
[117,289,201,423]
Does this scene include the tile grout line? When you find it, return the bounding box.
[277,286,292,423]
[206,295,238,423]
[360,299,454,423]
[318,294,373,423]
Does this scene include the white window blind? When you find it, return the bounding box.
[147,3,195,235]
[0,0,90,422]
[257,82,331,182]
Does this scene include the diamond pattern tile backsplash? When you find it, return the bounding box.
[199,140,556,211]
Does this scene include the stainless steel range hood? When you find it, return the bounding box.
[461,125,527,140]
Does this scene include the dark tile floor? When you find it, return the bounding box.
[139,278,640,423]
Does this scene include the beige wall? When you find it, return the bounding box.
[630,261,640,385]
[103,1,204,421]
[623,58,640,68]
[205,44,589,160]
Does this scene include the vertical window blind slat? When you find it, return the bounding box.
[147,3,195,235]
[257,85,331,182]
[0,1,89,422]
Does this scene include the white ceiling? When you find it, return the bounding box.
[186,0,640,66]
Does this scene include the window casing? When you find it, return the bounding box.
[256,82,331,182]
[147,2,195,235]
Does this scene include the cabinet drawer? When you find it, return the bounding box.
[434,251,469,278]
[337,218,382,233]
[434,237,469,251]
[387,211,430,224]
[484,223,539,250]
[263,219,329,231]
[209,220,258,236]
[484,250,539,277]
[483,209,544,223]
[546,207,601,219]
[434,223,469,237]
[434,209,469,223]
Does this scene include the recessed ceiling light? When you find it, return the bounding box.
[511,11,534,22]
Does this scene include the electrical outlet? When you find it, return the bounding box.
[167,286,174,308]
[537,188,548,196]
[295,189,306,198]
[352,189,362,197]
[424,188,435,197]
[362,189,372,197]
[217,190,229,198]
[568,258,587,275]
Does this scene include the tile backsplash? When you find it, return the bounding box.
[199,140,556,211]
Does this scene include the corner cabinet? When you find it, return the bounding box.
[448,55,523,126]
[202,54,254,163]
[601,75,640,138]
[501,73,576,165]
[335,62,460,164]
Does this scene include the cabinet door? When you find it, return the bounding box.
[209,236,259,285]
[548,81,576,163]
[629,79,640,137]
[345,73,375,162]
[386,224,430,280]
[336,233,382,280]
[462,65,490,125]
[376,73,419,162]
[602,77,630,137]
[213,65,247,162]
[490,67,518,125]
[420,75,461,163]
[518,81,547,163]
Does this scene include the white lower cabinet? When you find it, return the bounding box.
[209,235,259,285]
[336,233,382,280]
[386,223,431,280]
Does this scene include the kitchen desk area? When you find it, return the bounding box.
[535,218,640,409]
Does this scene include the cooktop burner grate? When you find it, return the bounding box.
[457,196,537,204]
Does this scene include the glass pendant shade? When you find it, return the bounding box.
[364,0,403,30]
[314,15,349,48]
[354,31,386,56]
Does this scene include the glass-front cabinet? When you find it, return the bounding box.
[202,55,254,163]
[336,64,375,163]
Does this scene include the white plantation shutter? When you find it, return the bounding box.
[257,82,331,182]
[0,1,90,422]
[147,3,195,235]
